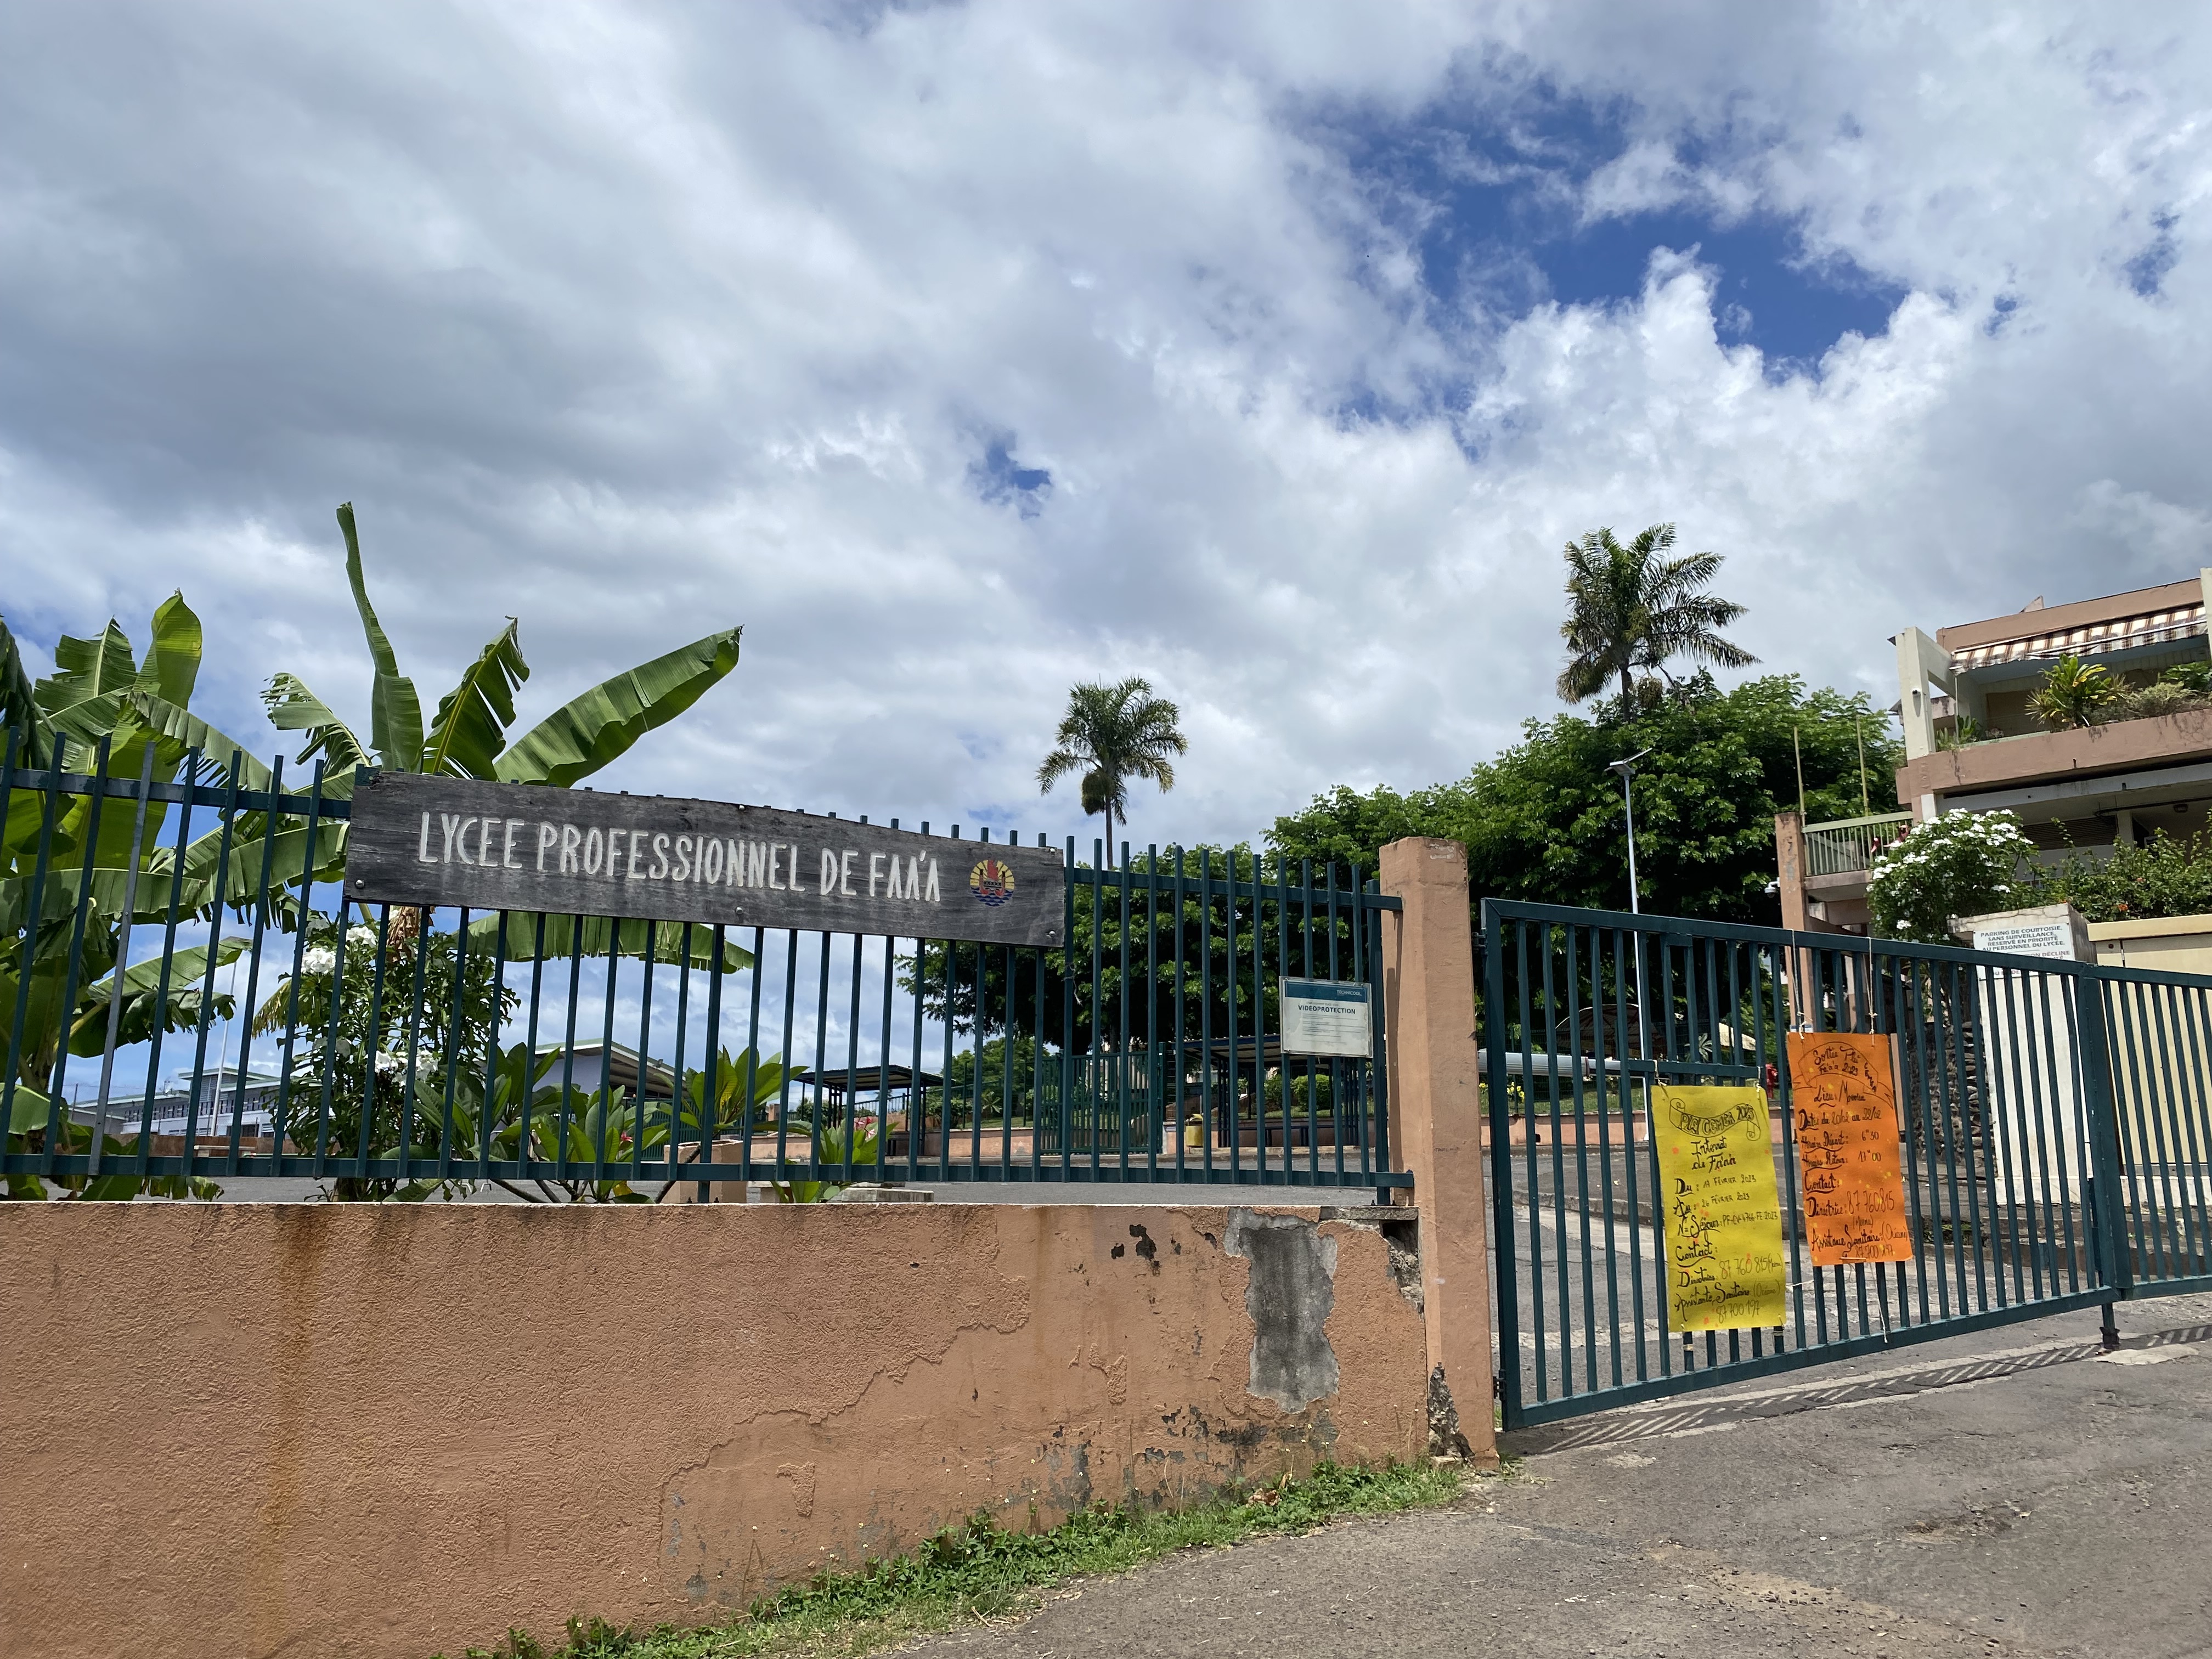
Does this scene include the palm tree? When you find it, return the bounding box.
[1037,677,1188,858]
[1557,523,1757,706]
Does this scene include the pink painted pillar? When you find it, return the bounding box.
[1379,837,1497,1466]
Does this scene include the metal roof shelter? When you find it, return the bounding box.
[787,1064,943,1099]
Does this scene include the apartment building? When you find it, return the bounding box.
[1777,569,2212,935]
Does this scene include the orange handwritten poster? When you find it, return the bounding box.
[1651,1085,1788,1331]
[1786,1031,1914,1267]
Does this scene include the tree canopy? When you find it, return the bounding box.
[1268,674,1903,926]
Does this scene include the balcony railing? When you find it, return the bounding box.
[1803,810,1914,878]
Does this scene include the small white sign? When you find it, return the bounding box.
[1971,921,2077,961]
[1280,978,1373,1058]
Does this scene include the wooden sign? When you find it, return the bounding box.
[1652,1085,1789,1331]
[1786,1031,1914,1267]
[343,772,1065,947]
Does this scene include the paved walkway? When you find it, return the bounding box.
[913,1290,2212,1658]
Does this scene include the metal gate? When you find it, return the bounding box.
[1481,898,2212,1430]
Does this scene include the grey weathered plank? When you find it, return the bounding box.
[343,772,1064,946]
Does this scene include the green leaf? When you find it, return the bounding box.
[41,690,136,750]
[121,692,274,793]
[8,1084,54,1136]
[495,627,741,787]
[163,816,348,914]
[466,910,754,973]
[67,937,250,1055]
[35,620,138,723]
[0,610,54,766]
[337,502,424,772]
[263,672,369,780]
[140,592,203,708]
[85,935,250,1001]
[422,619,528,781]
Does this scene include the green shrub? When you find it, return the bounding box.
[2017,828,2212,923]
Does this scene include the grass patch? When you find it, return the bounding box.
[445,1459,1465,1659]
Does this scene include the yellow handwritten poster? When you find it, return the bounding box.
[1652,1085,1788,1331]
[1787,1031,1914,1267]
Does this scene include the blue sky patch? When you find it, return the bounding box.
[2125,210,2179,297]
[968,436,1052,518]
[1308,85,1907,382]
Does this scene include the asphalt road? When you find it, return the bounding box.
[911,1289,2212,1659]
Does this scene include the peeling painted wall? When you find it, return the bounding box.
[0,1202,1426,1659]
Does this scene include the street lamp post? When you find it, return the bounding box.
[1607,749,1656,1108]
[1607,748,1654,915]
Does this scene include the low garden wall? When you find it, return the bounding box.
[0,1200,1428,1659]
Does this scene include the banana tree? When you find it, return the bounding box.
[263,504,748,972]
[2,594,266,1198]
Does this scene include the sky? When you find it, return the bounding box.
[5,2,2211,856]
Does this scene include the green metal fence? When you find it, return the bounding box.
[1482,898,2212,1430]
[3,732,1402,1199]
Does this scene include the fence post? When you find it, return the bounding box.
[1379,837,1496,1467]
[2075,972,2132,1347]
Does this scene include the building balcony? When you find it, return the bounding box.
[1802,810,1913,879]
[1895,705,2212,837]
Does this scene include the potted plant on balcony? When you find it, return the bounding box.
[2028,657,2120,730]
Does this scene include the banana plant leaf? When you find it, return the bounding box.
[337,503,425,773]
[4,726,181,876]
[264,672,370,779]
[495,627,742,788]
[35,619,139,724]
[143,592,202,708]
[0,611,52,766]
[117,692,274,793]
[465,910,753,972]
[64,936,250,1056]
[7,1082,52,1135]
[165,817,349,915]
[422,619,528,781]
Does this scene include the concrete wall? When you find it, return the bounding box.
[0,1201,1426,1659]
[2091,910,2212,977]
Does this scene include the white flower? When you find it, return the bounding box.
[373,1051,404,1075]
[300,946,337,976]
[348,925,378,950]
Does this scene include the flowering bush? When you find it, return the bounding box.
[1866,810,2035,941]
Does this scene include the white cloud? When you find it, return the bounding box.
[4,2,2212,854]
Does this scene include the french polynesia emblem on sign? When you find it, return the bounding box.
[968,857,1016,907]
